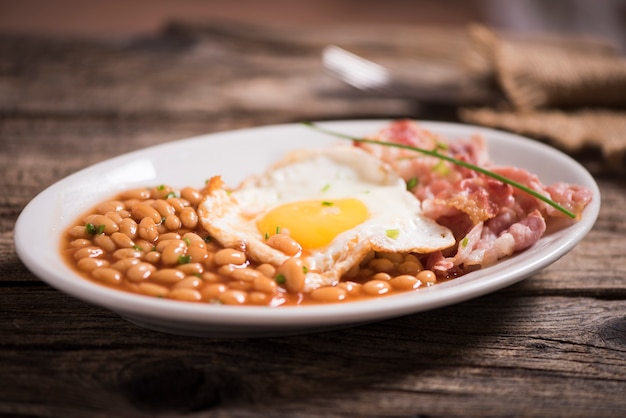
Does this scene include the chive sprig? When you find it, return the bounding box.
[304,122,576,219]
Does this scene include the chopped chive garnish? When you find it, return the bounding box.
[183,237,191,246]
[264,232,270,240]
[406,177,418,190]
[161,216,166,223]
[321,183,331,192]
[177,255,191,264]
[203,236,213,243]
[85,223,105,235]
[303,122,576,219]
[132,244,143,251]
[275,273,286,285]
[156,185,165,191]
[432,160,450,176]
[302,266,309,274]
[165,192,176,199]
[194,273,202,278]
[461,237,469,248]
[322,201,334,206]
[386,229,400,239]
[275,226,281,234]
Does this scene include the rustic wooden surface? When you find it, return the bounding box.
[1,22,626,418]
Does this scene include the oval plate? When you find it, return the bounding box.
[14,121,601,337]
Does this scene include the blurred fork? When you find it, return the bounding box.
[322,45,499,104]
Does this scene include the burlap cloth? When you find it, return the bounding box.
[460,25,626,170]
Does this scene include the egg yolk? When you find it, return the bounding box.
[257,198,369,249]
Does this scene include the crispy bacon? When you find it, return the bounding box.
[360,120,591,276]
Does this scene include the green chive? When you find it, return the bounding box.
[132,244,143,251]
[322,201,334,206]
[156,185,165,191]
[177,255,191,264]
[183,237,191,246]
[302,266,309,274]
[275,273,286,285]
[386,229,400,239]
[264,232,270,240]
[406,177,418,190]
[321,184,331,192]
[461,237,469,248]
[165,192,176,199]
[203,236,213,243]
[275,226,281,234]
[304,122,576,219]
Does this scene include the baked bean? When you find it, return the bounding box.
[403,254,421,264]
[111,257,141,272]
[361,250,376,265]
[180,207,198,229]
[277,258,306,293]
[68,225,91,239]
[92,268,122,285]
[97,200,125,214]
[248,291,271,305]
[389,275,420,290]
[169,288,202,302]
[218,290,248,305]
[214,248,246,266]
[150,185,175,199]
[343,264,359,279]
[267,234,301,256]
[397,261,422,276]
[93,234,117,253]
[111,232,134,248]
[164,214,182,231]
[177,263,203,276]
[377,252,404,264]
[104,211,124,225]
[152,268,185,284]
[126,262,156,281]
[256,263,276,278]
[201,283,226,300]
[186,242,208,263]
[112,248,142,260]
[69,239,91,248]
[83,214,119,235]
[368,258,394,273]
[253,276,278,293]
[229,280,253,291]
[119,218,138,239]
[120,188,151,201]
[174,276,202,289]
[163,244,188,266]
[167,197,190,213]
[201,271,220,283]
[181,187,202,206]
[310,286,347,303]
[137,282,169,298]
[132,202,162,224]
[336,281,362,296]
[362,280,391,296]
[182,232,204,244]
[372,272,391,281]
[138,217,159,242]
[416,270,437,284]
[143,251,161,264]
[74,246,104,260]
[77,257,109,272]
[158,232,181,242]
[151,200,175,217]
[231,268,264,282]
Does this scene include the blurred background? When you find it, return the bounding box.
[0,0,624,51]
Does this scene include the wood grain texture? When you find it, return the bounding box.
[1,21,625,418]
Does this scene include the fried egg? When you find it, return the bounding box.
[198,146,455,290]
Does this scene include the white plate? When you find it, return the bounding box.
[14,120,600,338]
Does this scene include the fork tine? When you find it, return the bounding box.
[322,45,391,91]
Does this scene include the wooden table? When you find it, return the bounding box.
[2,22,625,417]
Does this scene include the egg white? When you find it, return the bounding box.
[198,146,455,290]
